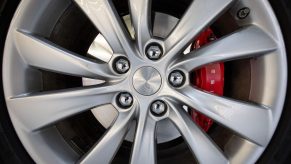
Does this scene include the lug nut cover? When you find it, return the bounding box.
[146,43,163,60]
[169,70,186,87]
[150,100,167,116]
[117,92,133,108]
[114,57,130,74]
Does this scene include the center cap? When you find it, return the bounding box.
[133,67,162,96]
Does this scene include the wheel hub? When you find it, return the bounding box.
[133,66,162,96]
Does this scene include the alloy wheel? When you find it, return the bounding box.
[2,0,287,163]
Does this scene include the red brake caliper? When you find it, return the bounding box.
[190,28,225,132]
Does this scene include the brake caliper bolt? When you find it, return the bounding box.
[150,100,167,116]
[237,7,250,19]
[146,43,163,60]
[169,70,186,87]
[114,57,130,74]
[117,92,133,108]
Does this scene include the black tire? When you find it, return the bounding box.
[0,0,291,163]
[258,0,291,163]
[0,0,32,163]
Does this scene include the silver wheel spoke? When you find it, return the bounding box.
[169,86,272,146]
[129,0,152,52]
[75,0,131,54]
[171,26,278,71]
[166,99,228,164]
[79,106,136,164]
[164,0,234,57]
[15,31,119,80]
[7,84,121,131]
[130,106,157,164]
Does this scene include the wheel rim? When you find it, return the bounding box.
[2,0,287,163]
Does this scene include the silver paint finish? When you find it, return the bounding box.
[2,0,288,164]
[129,0,152,54]
[15,30,121,80]
[163,0,234,59]
[79,105,136,164]
[89,13,181,144]
[74,0,132,54]
[170,26,277,72]
[167,99,228,163]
